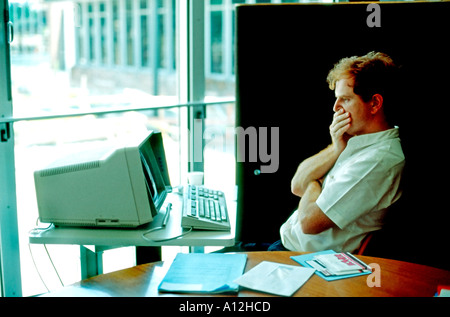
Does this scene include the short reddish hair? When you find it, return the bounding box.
[327,51,398,104]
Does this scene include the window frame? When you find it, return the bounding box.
[0,0,22,297]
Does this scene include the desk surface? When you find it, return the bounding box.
[29,191,236,248]
[43,251,450,297]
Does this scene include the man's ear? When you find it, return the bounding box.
[371,94,383,115]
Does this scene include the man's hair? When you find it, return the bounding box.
[326,51,398,104]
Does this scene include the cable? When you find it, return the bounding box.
[29,218,53,234]
[142,226,193,242]
[141,202,193,242]
[28,243,50,293]
[44,244,64,287]
[28,218,64,291]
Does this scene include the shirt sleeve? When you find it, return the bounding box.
[316,155,404,229]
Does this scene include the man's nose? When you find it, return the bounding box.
[333,99,342,113]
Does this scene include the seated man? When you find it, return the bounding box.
[274,51,405,253]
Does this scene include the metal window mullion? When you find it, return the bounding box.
[188,0,205,173]
[176,0,189,184]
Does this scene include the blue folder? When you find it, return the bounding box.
[158,253,248,294]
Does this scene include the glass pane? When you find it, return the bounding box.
[203,1,237,202]
[204,103,236,193]
[10,0,178,119]
[210,11,223,74]
[232,9,237,75]
[9,0,180,296]
[206,1,235,98]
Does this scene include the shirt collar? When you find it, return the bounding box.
[342,127,400,157]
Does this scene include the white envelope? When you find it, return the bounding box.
[234,261,315,297]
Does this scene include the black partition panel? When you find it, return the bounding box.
[235,2,450,269]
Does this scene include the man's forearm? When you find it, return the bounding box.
[297,179,335,234]
[291,144,340,197]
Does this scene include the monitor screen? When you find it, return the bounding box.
[139,131,171,215]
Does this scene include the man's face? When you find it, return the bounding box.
[333,78,372,136]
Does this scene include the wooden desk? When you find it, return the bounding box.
[42,251,450,297]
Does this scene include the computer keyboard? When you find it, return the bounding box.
[181,185,231,231]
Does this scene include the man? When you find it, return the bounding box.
[274,51,405,253]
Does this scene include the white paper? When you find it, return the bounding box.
[233,261,315,297]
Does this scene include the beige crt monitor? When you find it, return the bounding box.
[34,131,171,228]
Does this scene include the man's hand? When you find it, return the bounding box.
[291,108,351,197]
[330,108,351,154]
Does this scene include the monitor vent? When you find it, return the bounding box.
[39,161,100,177]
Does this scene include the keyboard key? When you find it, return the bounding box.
[199,198,205,217]
[214,201,221,222]
[220,205,227,221]
[191,201,197,216]
[209,200,215,221]
[205,200,211,219]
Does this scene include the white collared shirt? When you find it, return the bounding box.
[280,127,405,253]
